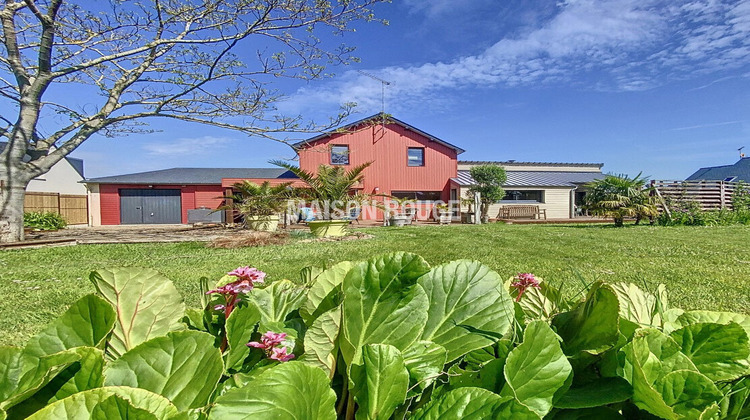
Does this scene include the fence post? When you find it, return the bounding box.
[720,181,726,210]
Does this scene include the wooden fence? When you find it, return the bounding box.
[24,192,88,225]
[651,180,745,211]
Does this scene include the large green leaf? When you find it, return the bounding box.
[300,306,341,379]
[209,363,336,419]
[350,344,409,420]
[410,387,504,420]
[412,387,538,419]
[620,328,697,386]
[669,322,750,382]
[340,253,431,366]
[654,370,723,419]
[402,341,447,391]
[249,280,306,328]
[26,386,179,420]
[224,304,261,372]
[493,396,541,419]
[23,295,116,359]
[300,261,354,324]
[90,395,159,420]
[104,331,223,411]
[418,260,514,362]
[509,279,565,322]
[90,268,185,359]
[0,349,80,411]
[554,377,632,409]
[500,321,572,418]
[610,282,668,327]
[670,310,750,338]
[551,282,619,355]
[7,347,104,418]
[0,347,25,403]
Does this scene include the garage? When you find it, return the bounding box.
[119,189,182,224]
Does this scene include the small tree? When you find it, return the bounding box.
[221,181,294,228]
[468,164,507,223]
[270,160,371,220]
[584,173,658,227]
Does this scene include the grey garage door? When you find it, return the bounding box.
[120,189,182,224]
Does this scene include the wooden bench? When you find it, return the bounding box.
[498,205,547,220]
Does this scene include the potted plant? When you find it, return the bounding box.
[386,196,416,227]
[221,181,294,231]
[271,160,372,237]
[435,203,452,224]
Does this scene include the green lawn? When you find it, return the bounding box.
[1,223,749,346]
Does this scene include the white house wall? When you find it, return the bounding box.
[87,184,102,226]
[460,186,573,219]
[26,159,87,195]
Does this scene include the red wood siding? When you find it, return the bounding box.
[99,184,224,225]
[298,123,458,219]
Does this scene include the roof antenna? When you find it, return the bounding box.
[740,146,746,158]
[357,70,391,126]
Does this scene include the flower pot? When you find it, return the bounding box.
[308,220,349,237]
[388,215,410,227]
[246,215,280,232]
[438,211,452,225]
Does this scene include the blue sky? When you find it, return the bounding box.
[70,0,750,180]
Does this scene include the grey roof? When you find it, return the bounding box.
[0,142,84,177]
[292,113,466,154]
[686,158,750,182]
[84,168,298,185]
[460,160,603,168]
[452,170,605,188]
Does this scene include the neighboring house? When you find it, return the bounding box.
[686,157,750,183]
[0,142,86,195]
[0,142,88,224]
[83,114,605,225]
[453,161,605,219]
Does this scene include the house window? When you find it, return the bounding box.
[331,145,349,165]
[501,190,544,203]
[407,148,424,166]
[391,191,442,201]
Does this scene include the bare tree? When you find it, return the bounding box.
[0,0,386,242]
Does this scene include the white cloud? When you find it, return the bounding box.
[282,0,750,114]
[142,136,233,157]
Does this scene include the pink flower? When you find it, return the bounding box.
[228,266,266,289]
[511,273,541,302]
[247,331,294,362]
[214,304,226,311]
[269,346,295,362]
[205,267,267,319]
[246,331,287,350]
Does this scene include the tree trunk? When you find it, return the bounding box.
[614,217,624,227]
[0,180,28,243]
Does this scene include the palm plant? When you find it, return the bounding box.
[584,173,658,227]
[270,160,372,220]
[221,181,294,227]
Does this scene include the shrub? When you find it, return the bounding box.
[23,211,67,230]
[1,253,749,419]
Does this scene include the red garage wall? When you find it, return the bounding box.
[99,184,224,225]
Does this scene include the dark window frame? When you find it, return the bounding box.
[390,190,442,202]
[330,145,350,165]
[407,147,425,167]
[499,190,545,203]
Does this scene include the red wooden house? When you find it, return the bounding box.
[85,114,465,224]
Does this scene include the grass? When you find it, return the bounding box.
[1,223,750,346]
